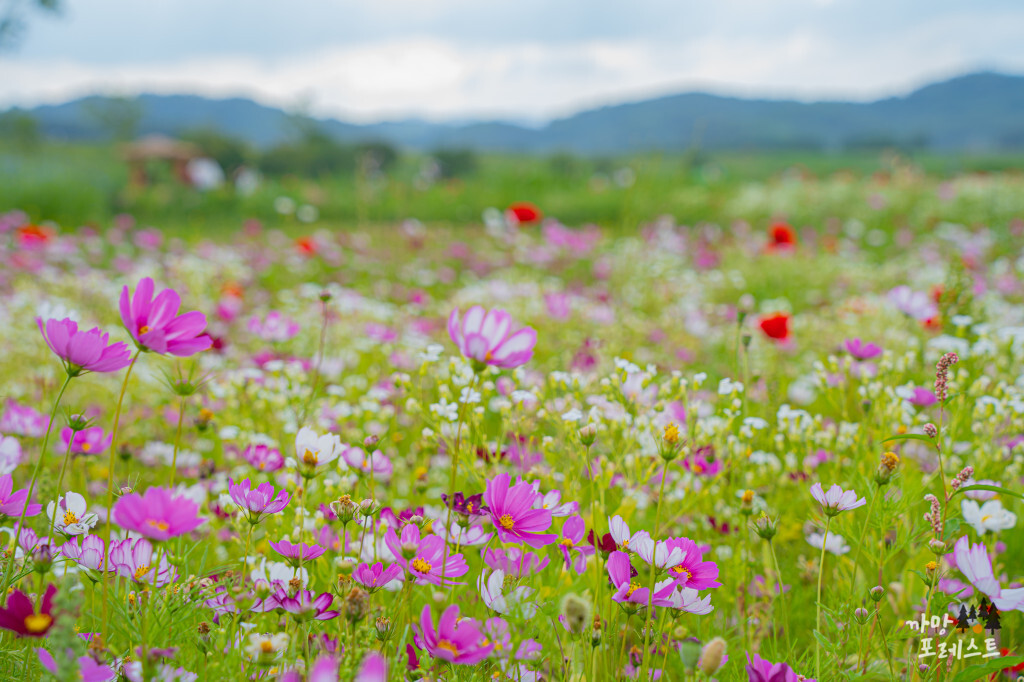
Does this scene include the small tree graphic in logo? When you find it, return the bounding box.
[981,601,1001,634]
[955,604,970,633]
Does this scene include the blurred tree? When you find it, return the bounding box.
[260,127,356,177]
[356,141,399,175]
[432,148,478,179]
[82,96,143,141]
[180,128,252,173]
[0,0,60,50]
[0,108,41,151]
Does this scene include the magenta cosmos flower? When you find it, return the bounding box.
[384,524,468,586]
[414,604,494,665]
[0,584,56,637]
[810,483,866,517]
[448,306,537,369]
[606,551,675,610]
[484,473,557,548]
[120,277,212,356]
[745,652,815,682]
[37,648,115,682]
[59,426,111,456]
[842,338,882,360]
[665,537,723,591]
[242,443,284,472]
[353,562,404,593]
[228,478,290,524]
[0,474,42,518]
[111,486,205,541]
[37,318,132,376]
[276,588,339,622]
[270,539,326,566]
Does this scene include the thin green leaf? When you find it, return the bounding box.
[955,484,1024,502]
[881,434,936,445]
[951,655,1024,682]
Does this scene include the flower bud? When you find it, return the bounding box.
[559,593,591,636]
[923,423,938,438]
[374,615,393,642]
[854,607,871,624]
[344,587,370,623]
[329,495,357,524]
[31,545,54,574]
[698,637,727,676]
[359,499,382,517]
[578,423,597,447]
[753,512,777,540]
[869,585,885,602]
[928,539,947,555]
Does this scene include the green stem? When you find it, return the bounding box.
[850,486,878,589]
[46,429,77,541]
[0,374,72,603]
[768,539,792,655]
[101,348,142,640]
[815,516,833,681]
[168,396,186,488]
[440,371,478,600]
[638,461,669,682]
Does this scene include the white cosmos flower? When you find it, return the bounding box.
[245,632,289,661]
[962,499,1017,535]
[478,569,537,617]
[807,531,850,555]
[666,586,714,614]
[289,426,343,471]
[46,492,97,537]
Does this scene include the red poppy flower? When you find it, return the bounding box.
[16,224,54,248]
[508,202,542,225]
[295,236,317,255]
[767,222,796,249]
[759,312,790,341]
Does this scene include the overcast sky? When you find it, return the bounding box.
[2,0,1022,123]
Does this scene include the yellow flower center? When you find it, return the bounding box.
[63,511,79,525]
[302,449,318,465]
[411,558,433,574]
[560,538,574,548]
[258,462,266,470]
[139,325,151,335]
[981,515,991,523]
[925,561,938,571]
[498,514,515,531]
[436,639,460,657]
[664,423,679,444]
[146,519,170,532]
[466,503,474,513]
[81,442,91,452]
[673,566,693,581]
[625,582,641,597]
[741,490,755,504]
[24,613,52,633]
[134,565,150,580]
[260,640,275,653]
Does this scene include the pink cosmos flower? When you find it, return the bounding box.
[483,547,550,577]
[887,285,938,321]
[448,306,537,369]
[414,604,495,665]
[842,338,882,360]
[1,400,49,437]
[242,443,284,472]
[270,539,326,566]
[59,426,111,456]
[276,588,339,622]
[228,478,290,524]
[355,652,387,682]
[531,485,578,517]
[745,652,815,682]
[810,483,866,516]
[607,551,675,609]
[109,538,177,587]
[484,472,557,548]
[557,515,594,574]
[37,648,115,682]
[61,535,108,571]
[949,535,1024,611]
[0,474,41,518]
[352,562,404,593]
[384,524,468,586]
[247,311,300,343]
[119,277,213,356]
[665,537,722,591]
[342,448,392,479]
[36,318,132,376]
[111,486,206,541]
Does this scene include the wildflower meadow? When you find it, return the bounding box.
[1,173,1024,682]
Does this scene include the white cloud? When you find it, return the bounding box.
[2,3,1023,122]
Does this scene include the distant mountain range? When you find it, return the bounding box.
[11,71,1024,154]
